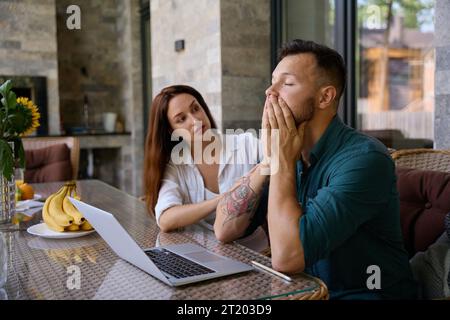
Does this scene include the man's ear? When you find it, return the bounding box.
[318,86,337,110]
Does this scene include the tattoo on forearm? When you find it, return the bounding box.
[221,176,259,225]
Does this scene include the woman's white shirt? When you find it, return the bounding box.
[154,132,263,227]
[154,132,269,252]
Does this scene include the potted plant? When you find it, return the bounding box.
[0,79,40,224]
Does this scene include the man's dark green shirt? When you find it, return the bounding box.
[296,116,417,299]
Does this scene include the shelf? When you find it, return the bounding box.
[28,133,132,149]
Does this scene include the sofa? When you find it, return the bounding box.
[23,143,73,183]
[394,151,450,299]
[396,167,450,257]
[22,136,80,183]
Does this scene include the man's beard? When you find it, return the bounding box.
[294,97,315,125]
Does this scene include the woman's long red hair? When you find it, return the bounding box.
[143,85,217,215]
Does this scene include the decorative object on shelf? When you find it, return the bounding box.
[102,112,117,133]
[0,79,40,224]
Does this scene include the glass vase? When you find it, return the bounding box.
[0,142,15,225]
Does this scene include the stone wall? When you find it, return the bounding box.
[150,0,271,132]
[220,0,271,130]
[0,0,60,134]
[116,0,144,196]
[435,0,450,149]
[56,0,144,195]
[150,0,222,128]
[56,0,123,131]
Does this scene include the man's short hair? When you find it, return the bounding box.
[279,39,347,101]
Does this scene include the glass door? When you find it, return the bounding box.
[356,0,435,149]
[271,0,336,69]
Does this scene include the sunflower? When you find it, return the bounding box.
[16,97,40,136]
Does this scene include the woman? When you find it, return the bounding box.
[144,85,267,251]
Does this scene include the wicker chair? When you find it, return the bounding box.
[22,136,80,180]
[391,148,450,173]
[392,148,450,300]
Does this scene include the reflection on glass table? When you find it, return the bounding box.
[3,180,327,300]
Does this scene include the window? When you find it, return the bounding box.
[272,0,435,149]
[271,0,356,125]
[271,0,336,69]
[356,0,435,149]
[281,0,335,48]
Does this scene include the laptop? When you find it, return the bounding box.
[69,197,253,286]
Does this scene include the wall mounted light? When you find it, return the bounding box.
[175,39,185,52]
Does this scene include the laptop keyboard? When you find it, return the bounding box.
[145,248,215,279]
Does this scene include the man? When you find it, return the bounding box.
[214,39,417,299]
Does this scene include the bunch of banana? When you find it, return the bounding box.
[42,181,94,232]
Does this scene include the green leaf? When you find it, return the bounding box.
[0,139,14,179]
[7,91,17,109]
[9,137,25,168]
[8,113,26,132]
[0,79,12,97]
[17,140,25,168]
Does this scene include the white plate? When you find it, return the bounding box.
[16,199,44,209]
[27,223,96,239]
[17,194,42,203]
[33,194,43,200]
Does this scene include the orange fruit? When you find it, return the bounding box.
[18,183,34,200]
[11,212,32,224]
[15,188,22,201]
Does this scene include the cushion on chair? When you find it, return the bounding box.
[409,232,450,299]
[396,167,450,257]
[24,144,73,183]
[445,212,450,240]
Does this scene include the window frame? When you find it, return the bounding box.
[140,0,151,143]
[270,0,357,128]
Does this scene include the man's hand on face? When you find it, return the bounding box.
[266,95,306,167]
